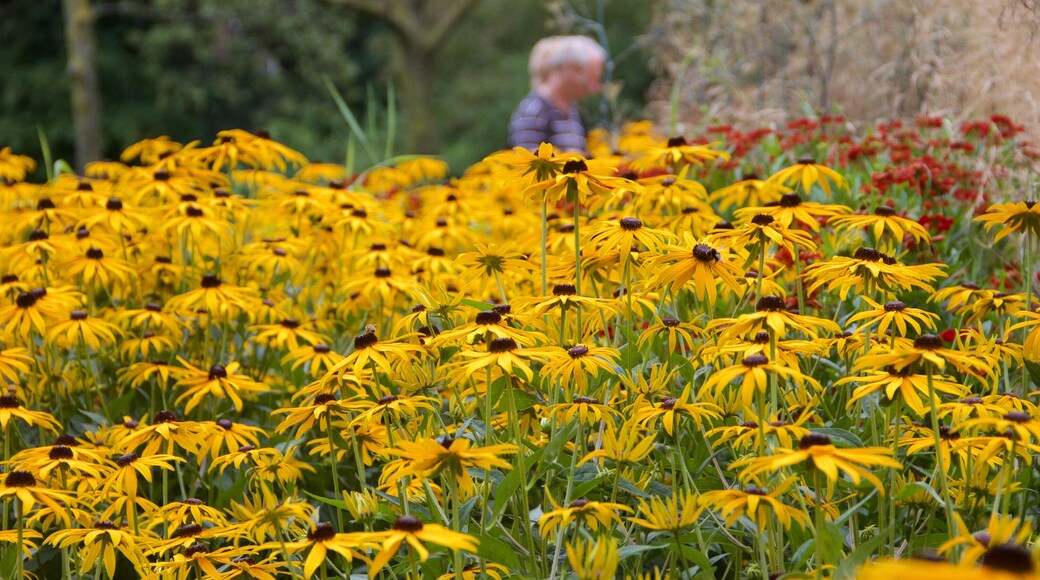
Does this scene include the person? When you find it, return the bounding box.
[507,35,606,154]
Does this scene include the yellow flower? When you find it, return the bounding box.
[0,393,62,432]
[975,200,1040,241]
[540,343,620,396]
[630,385,722,435]
[586,216,673,266]
[829,205,931,249]
[387,436,516,497]
[0,147,37,182]
[845,297,939,338]
[649,234,744,304]
[566,535,620,580]
[767,157,849,196]
[709,173,785,212]
[282,521,380,578]
[700,353,819,412]
[580,419,657,466]
[699,479,811,531]
[856,333,993,375]
[840,367,968,417]
[367,515,479,579]
[165,274,259,321]
[61,246,139,296]
[630,136,730,172]
[735,193,849,232]
[281,344,344,378]
[46,519,147,578]
[710,295,840,341]
[537,494,632,539]
[485,142,567,185]
[522,157,634,205]
[44,310,123,350]
[628,489,703,532]
[731,433,901,497]
[939,513,1033,567]
[174,358,268,414]
[0,470,77,526]
[446,337,556,385]
[103,452,182,498]
[805,247,947,299]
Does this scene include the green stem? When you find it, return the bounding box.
[813,470,824,580]
[541,196,548,297]
[506,378,538,575]
[926,368,956,537]
[326,413,345,531]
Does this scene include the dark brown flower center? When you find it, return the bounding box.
[561,159,588,174]
[569,499,590,508]
[313,344,331,354]
[94,520,118,530]
[15,292,36,309]
[475,310,501,325]
[492,304,512,315]
[354,331,378,350]
[745,486,768,496]
[553,283,576,296]
[567,344,589,359]
[393,515,424,532]
[798,433,833,449]
[798,156,815,165]
[751,214,775,226]
[377,395,399,405]
[714,220,735,230]
[743,354,769,367]
[154,410,178,424]
[48,445,75,460]
[913,334,943,350]
[874,206,896,217]
[1004,411,1031,423]
[217,419,233,430]
[756,295,786,312]
[200,274,221,288]
[883,301,906,312]
[184,543,208,557]
[0,395,21,409]
[661,316,680,327]
[374,267,392,278]
[105,198,124,211]
[667,136,688,147]
[619,217,643,231]
[208,366,228,380]
[574,396,598,405]
[779,193,802,208]
[489,337,518,353]
[117,453,138,467]
[981,544,1035,573]
[175,523,203,538]
[314,393,337,406]
[86,247,104,260]
[280,318,300,329]
[660,397,677,409]
[692,244,719,262]
[308,521,337,542]
[5,470,35,487]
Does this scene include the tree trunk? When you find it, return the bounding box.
[62,0,102,170]
[397,41,438,154]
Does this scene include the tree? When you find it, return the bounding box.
[62,0,103,169]
[327,0,480,153]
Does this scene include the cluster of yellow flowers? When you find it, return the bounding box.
[0,122,1038,579]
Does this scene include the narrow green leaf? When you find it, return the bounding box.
[834,533,886,580]
[323,75,377,163]
[36,124,53,181]
[812,428,864,448]
[385,80,396,160]
[476,532,522,570]
[1024,359,1040,388]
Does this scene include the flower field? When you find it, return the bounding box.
[0,116,1038,579]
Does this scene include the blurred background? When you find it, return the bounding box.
[2,0,1038,175]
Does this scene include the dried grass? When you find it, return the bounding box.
[643,0,1040,137]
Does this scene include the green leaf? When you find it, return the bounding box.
[323,75,377,163]
[817,520,845,568]
[304,490,351,511]
[1023,359,1040,388]
[491,447,542,524]
[572,473,609,499]
[476,532,522,570]
[834,533,886,580]
[812,428,864,448]
[460,298,496,311]
[618,544,660,560]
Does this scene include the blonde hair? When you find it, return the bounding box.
[529,35,606,88]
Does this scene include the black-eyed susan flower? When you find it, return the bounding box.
[44,310,123,350]
[387,436,516,497]
[711,295,840,341]
[975,200,1040,241]
[699,480,811,531]
[938,513,1034,567]
[432,309,545,347]
[580,419,657,466]
[709,173,784,213]
[46,519,148,578]
[522,157,633,205]
[649,234,744,305]
[708,214,817,265]
[0,393,62,432]
[630,136,730,172]
[706,409,814,451]
[537,494,632,539]
[856,333,994,375]
[630,385,722,435]
[627,489,703,532]
[829,205,931,249]
[700,353,819,411]
[547,396,622,427]
[566,535,620,580]
[447,337,556,385]
[0,469,76,525]
[540,343,620,396]
[586,216,673,267]
[845,298,939,338]
[367,515,479,578]
[805,247,947,299]
[282,521,379,578]
[840,367,968,417]
[735,193,850,232]
[767,157,848,196]
[348,392,439,428]
[0,147,37,182]
[324,328,424,378]
[732,433,901,496]
[165,274,258,321]
[174,359,268,414]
